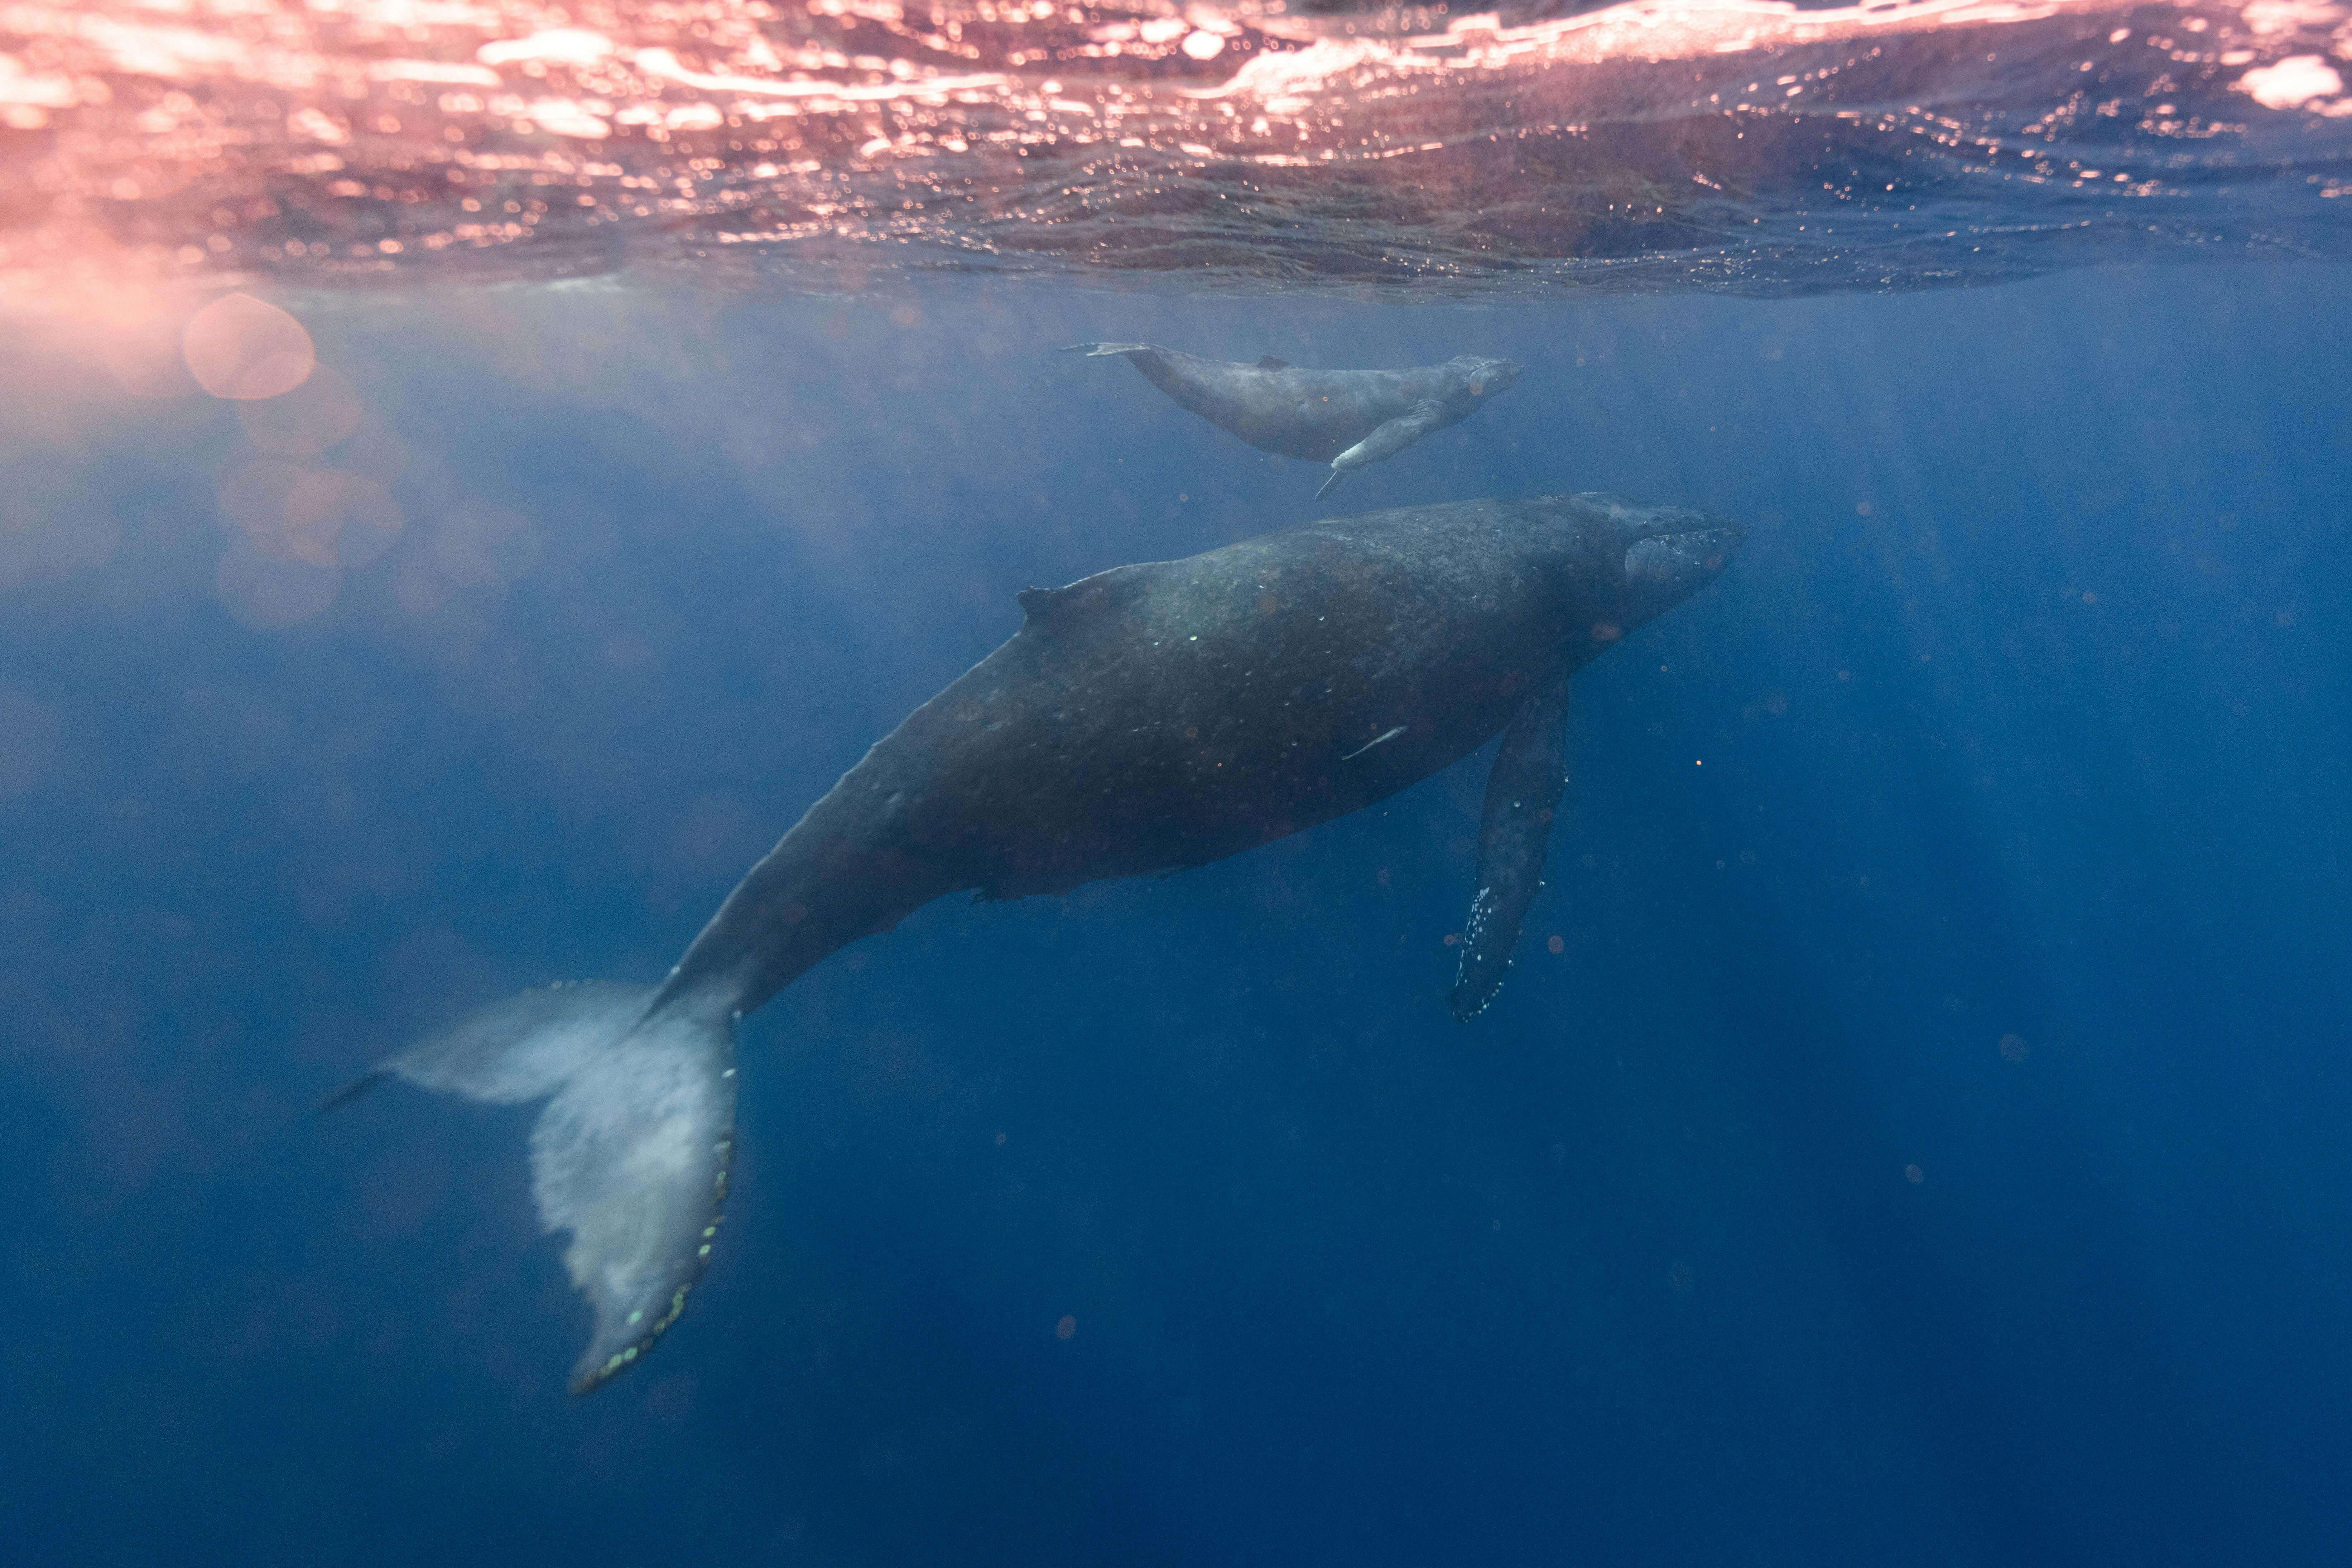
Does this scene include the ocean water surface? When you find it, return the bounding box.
[4,2,2351,1565]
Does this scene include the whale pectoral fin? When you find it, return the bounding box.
[1256,355,1292,370]
[1450,674,1572,1022]
[348,981,739,1394]
[1327,401,1448,489]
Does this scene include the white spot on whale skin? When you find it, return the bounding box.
[1340,725,1406,761]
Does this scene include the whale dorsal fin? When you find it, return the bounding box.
[1016,564,1154,632]
[1015,585,1081,626]
[1256,355,1292,370]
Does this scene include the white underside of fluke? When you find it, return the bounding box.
[385,981,737,1393]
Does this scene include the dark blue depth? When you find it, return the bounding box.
[2,264,2348,1566]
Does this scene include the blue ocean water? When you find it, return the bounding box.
[3,259,2349,1564]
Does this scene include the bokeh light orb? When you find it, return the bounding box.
[215,542,341,630]
[183,294,316,401]
[238,365,364,454]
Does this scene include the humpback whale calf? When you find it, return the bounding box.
[1063,342,1522,499]
[328,493,1738,1392]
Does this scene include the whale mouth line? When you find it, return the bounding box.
[1621,521,1743,588]
[1629,521,1743,546]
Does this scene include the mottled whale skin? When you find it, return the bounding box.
[1063,342,1523,498]
[332,493,1738,1393]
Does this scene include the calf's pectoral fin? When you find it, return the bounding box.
[1450,673,1572,1022]
[1320,401,1448,498]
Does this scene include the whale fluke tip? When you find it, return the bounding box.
[1447,975,1504,1023]
[1314,468,1345,501]
[1059,341,1154,358]
[315,1068,392,1116]
[358,981,738,1393]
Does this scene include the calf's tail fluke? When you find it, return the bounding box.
[324,980,737,1394]
[1059,341,1155,357]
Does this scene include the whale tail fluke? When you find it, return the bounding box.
[1059,341,1155,357]
[314,1067,392,1115]
[327,981,737,1394]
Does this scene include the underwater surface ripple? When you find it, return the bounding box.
[5,0,2352,296]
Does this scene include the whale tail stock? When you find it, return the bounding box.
[319,980,737,1394]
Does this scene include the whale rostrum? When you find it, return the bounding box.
[327,493,1740,1391]
[1063,342,1522,498]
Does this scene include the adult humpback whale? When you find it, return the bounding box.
[1063,342,1522,499]
[329,493,1738,1392]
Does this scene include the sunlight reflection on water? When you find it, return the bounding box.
[2,0,2349,301]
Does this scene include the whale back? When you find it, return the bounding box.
[645,494,1736,1015]
[885,498,1622,899]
